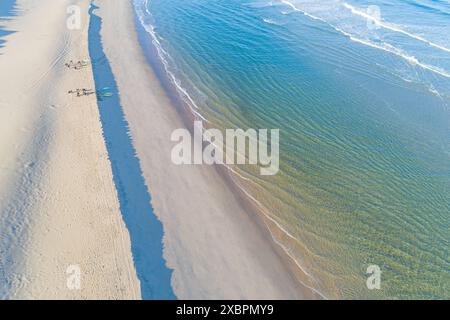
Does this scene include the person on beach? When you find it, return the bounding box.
[68,88,95,97]
[65,60,74,68]
[65,60,90,70]
[82,88,95,96]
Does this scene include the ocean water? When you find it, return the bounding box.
[134,0,450,299]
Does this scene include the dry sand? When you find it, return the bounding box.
[0,0,313,300]
[97,0,311,299]
[0,0,139,299]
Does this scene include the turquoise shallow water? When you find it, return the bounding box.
[135,0,449,299]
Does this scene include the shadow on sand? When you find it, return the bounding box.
[0,0,17,51]
[88,2,175,300]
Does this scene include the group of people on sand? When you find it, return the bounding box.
[66,59,94,97]
[66,59,113,99]
[65,60,90,70]
[68,88,95,97]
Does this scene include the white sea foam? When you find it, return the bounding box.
[243,1,279,9]
[279,0,450,81]
[343,2,450,54]
[263,18,280,25]
[280,0,324,22]
[135,0,207,122]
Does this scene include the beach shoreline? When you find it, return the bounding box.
[97,0,319,299]
[133,1,324,299]
[1,0,448,301]
[1,0,318,299]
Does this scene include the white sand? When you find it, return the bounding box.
[0,0,139,299]
[97,0,310,299]
[0,0,314,300]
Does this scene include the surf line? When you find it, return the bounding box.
[87,1,175,299]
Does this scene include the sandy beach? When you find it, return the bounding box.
[1,0,447,303]
[0,0,139,299]
[0,0,314,300]
[97,0,313,299]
